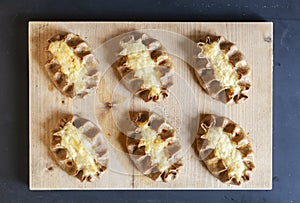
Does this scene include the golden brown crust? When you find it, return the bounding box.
[196,114,255,185]
[50,115,108,182]
[115,33,174,102]
[45,33,99,98]
[194,35,251,104]
[126,111,182,182]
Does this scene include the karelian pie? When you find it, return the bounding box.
[45,33,99,98]
[196,114,255,185]
[126,111,182,182]
[194,35,251,104]
[115,33,174,102]
[50,115,108,182]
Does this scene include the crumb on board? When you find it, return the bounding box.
[48,84,54,91]
[104,102,115,109]
[264,36,272,43]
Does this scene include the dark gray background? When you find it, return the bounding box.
[0,0,299,202]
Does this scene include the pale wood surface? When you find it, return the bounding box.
[29,22,273,190]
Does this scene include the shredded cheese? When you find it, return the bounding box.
[48,40,87,93]
[201,42,241,95]
[57,122,99,176]
[137,123,172,171]
[120,39,162,97]
[203,127,245,181]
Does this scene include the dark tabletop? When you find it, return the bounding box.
[0,0,299,202]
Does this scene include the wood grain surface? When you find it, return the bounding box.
[29,22,272,190]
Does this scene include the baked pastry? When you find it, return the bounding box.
[50,115,108,182]
[115,33,174,102]
[45,33,99,98]
[126,111,182,182]
[196,114,255,185]
[194,35,251,104]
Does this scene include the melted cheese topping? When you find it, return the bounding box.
[203,127,245,181]
[201,42,241,95]
[137,123,171,171]
[48,40,87,94]
[120,39,162,97]
[56,122,99,177]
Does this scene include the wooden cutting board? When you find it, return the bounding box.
[29,22,273,190]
